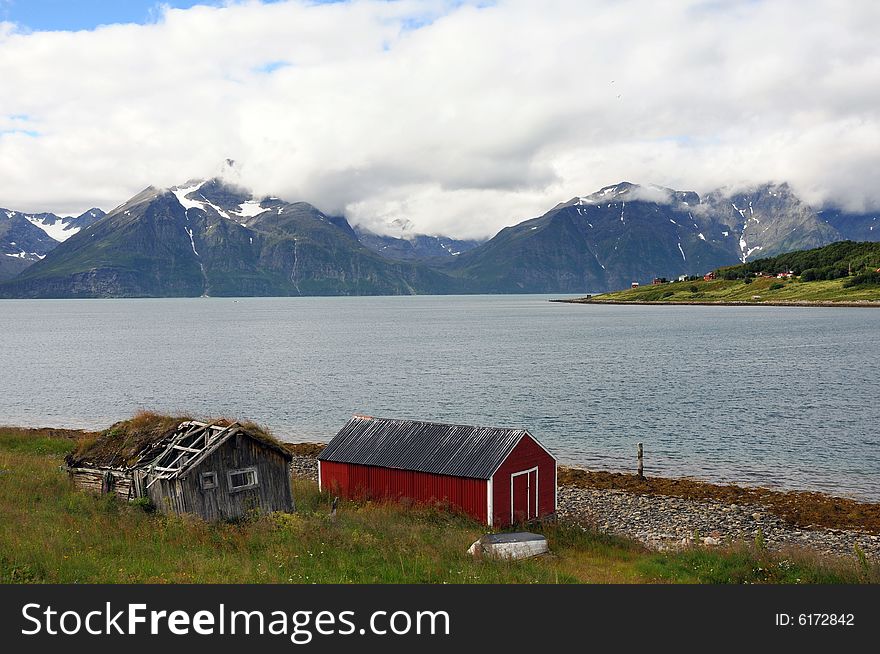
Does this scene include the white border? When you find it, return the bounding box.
[487,477,494,526]
[509,466,538,524]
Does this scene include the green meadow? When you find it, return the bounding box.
[0,427,875,584]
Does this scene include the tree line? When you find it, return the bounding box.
[716,241,880,285]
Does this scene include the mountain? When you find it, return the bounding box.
[444,181,880,293]
[65,208,107,232]
[0,211,56,281]
[354,224,484,261]
[444,182,737,292]
[0,207,106,281]
[700,182,840,262]
[2,207,105,243]
[819,208,880,242]
[3,175,879,297]
[0,179,462,298]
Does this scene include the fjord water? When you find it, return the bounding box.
[1,296,878,500]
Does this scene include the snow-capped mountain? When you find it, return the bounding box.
[700,183,839,263]
[0,177,462,297]
[353,223,484,261]
[2,174,878,296]
[0,207,105,281]
[445,181,880,292]
[4,207,106,243]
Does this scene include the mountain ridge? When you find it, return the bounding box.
[0,177,465,298]
[2,176,878,296]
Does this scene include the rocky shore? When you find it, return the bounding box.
[289,453,880,561]
[558,486,880,560]
[290,455,319,482]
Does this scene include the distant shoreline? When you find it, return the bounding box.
[552,297,880,308]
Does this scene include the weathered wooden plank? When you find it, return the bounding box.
[144,422,215,477]
[171,444,203,454]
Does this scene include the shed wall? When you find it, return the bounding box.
[320,461,488,524]
[147,433,293,520]
[69,468,135,500]
[491,435,556,527]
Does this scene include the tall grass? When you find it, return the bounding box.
[0,428,875,584]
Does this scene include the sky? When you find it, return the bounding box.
[0,1,214,32]
[1,0,879,239]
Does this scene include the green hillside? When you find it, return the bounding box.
[572,242,880,305]
[716,241,880,281]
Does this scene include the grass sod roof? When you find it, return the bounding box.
[65,411,289,469]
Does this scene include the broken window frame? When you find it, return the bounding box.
[227,467,259,492]
[200,471,218,490]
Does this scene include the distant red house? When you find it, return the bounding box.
[703,271,716,281]
[652,277,668,285]
[318,416,557,527]
[776,271,794,278]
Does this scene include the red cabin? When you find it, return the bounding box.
[318,416,557,527]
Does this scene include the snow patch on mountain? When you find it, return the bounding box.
[25,215,79,242]
[3,249,44,261]
[185,227,199,256]
[171,182,234,221]
[235,200,266,218]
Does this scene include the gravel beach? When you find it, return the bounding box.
[557,485,880,559]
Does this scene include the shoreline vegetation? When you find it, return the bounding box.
[2,419,878,584]
[557,241,880,306]
[555,298,880,308]
[553,276,880,307]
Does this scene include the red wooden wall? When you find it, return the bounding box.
[491,435,556,527]
[320,460,489,524]
[319,433,557,528]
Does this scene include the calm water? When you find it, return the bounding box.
[1,296,878,500]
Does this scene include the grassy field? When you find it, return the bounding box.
[1,427,876,584]
[576,276,880,305]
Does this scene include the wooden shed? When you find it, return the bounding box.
[318,416,557,527]
[66,418,294,521]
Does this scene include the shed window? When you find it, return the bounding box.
[200,471,218,490]
[228,467,259,492]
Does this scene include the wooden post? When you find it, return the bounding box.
[330,496,339,521]
[637,443,644,480]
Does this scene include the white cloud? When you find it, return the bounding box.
[1,0,879,238]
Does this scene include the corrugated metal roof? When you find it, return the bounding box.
[318,416,530,479]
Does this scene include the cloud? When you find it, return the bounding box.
[1,0,879,236]
[627,185,675,205]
